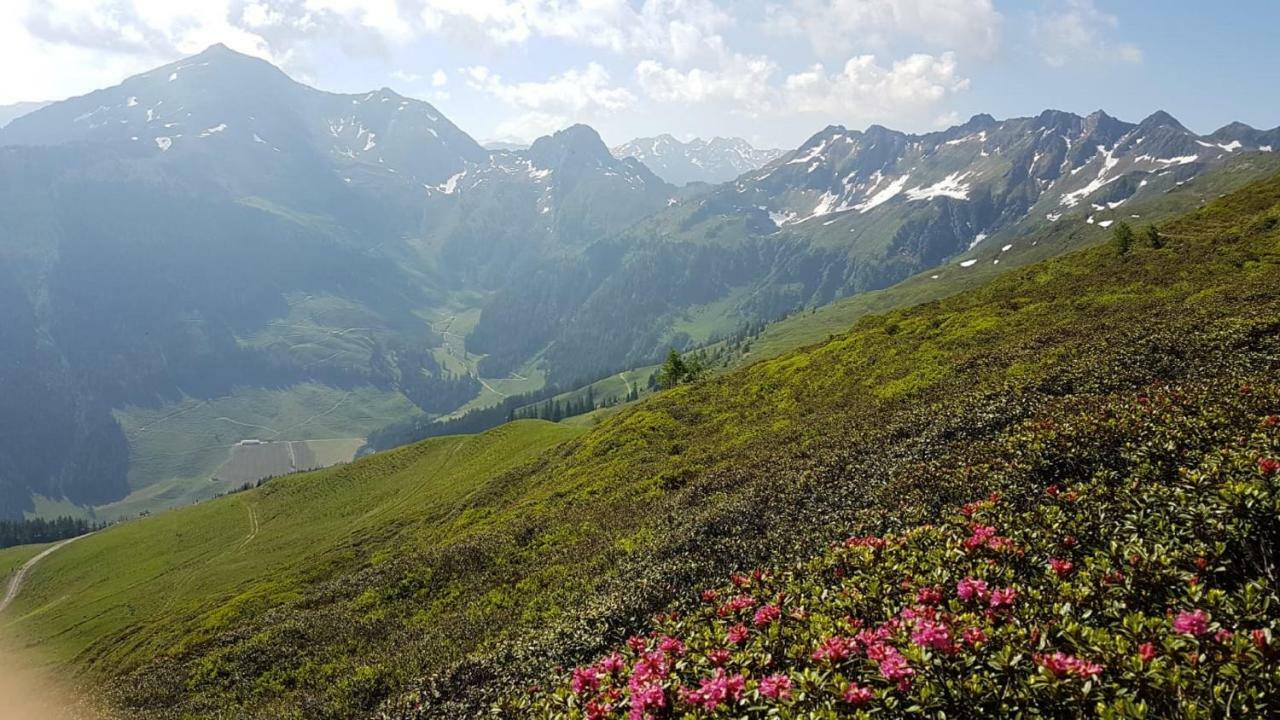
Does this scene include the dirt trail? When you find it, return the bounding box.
[238,503,261,551]
[0,535,88,615]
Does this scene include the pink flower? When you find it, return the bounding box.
[963,524,997,551]
[1035,652,1104,679]
[1049,558,1074,577]
[1173,609,1210,636]
[758,673,792,700]
[1259,458,1280,476]
[726,624,749,645]
[700,589,719,603]
[717,594,757,617]
[571,666,601,695]
[843,683,874,705]
[845,535,888,550]
[706,648,731,666]
[680,669,745,711]
[658,636,686,657]
[585,698,613,720]
[1138,642,1157,663]
[598,653,625,675]
[866,643,914,683]
[1214,629,1234,644]
[911,618,954,652]
[915,586,943,605]
[629,681,666,718]
[1252,629,1269,650]
[963,627,987,646]
[812,635,856,663]
[956,577,990,602]
[989,587,1018,609]
[753,603,782,627]
[626,636,648,653]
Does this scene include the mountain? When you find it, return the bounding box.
[611,134,784,185]
[467,109,1280,389]
[0,46,672,519]
[3,45,1278,522]
[6,170,1280,719]
[0,101,49,129]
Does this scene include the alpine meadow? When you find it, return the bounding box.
[2,3,1280,719]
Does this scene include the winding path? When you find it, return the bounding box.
[0,535,89,615]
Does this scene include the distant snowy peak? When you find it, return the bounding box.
[433,123,668,202]
[0,44,486,186]
[612,134,784,185]
[722,110,1278,233]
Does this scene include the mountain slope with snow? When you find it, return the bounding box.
[612,135,783,185]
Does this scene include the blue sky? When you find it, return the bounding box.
[2,1,1277,149]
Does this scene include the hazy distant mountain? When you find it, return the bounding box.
[483,140,527,151]
[0,101,49,129]
[0,46,672,517]
[612,134,784,185]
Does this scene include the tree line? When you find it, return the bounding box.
[0,516,104,550]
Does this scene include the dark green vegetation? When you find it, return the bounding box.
[0,517,100,550]
[3,169,1279,719]
[521,388,1280,717]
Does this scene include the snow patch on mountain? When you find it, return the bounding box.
[907,172,972,201]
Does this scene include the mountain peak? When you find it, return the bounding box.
[527,124,614,170]
[962,113,998,130]
[1137,110,1187,132]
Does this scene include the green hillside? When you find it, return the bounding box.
[3,422,581,683]
[3,171,1280,719]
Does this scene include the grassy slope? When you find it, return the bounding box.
[0,543,50,584]
[105,384,419,520]
[7,172,1280,719]
[5,421,581,675]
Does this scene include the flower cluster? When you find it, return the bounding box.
[514,395,1280,718]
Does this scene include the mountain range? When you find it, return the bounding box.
[1,44,1278,519]
[611,134,784,185]
[0,101,49,129]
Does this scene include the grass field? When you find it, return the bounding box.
[0,544,50,586]
[4,420,583,679]
[213,438,365,485]
[102,384,418,519]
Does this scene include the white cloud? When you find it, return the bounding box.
[0,0,275,102]
[635,49,969,133]
[1033,0,1142,68]
[431,69,448,87]
[784,52,969,117]
[765,0,1002,59]
[465,62,636,142]
[636,54,776,108]
[408,0,731,63]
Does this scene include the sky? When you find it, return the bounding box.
[1,1,1277,149]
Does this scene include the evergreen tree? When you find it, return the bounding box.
[1142,224,1165,249]
[1112,222,1135,255]
[657,349,688,389]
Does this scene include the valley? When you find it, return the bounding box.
[1,165,1278,718]
[1,17,1279,719]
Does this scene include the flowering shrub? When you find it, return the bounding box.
[512,404,1280,717]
